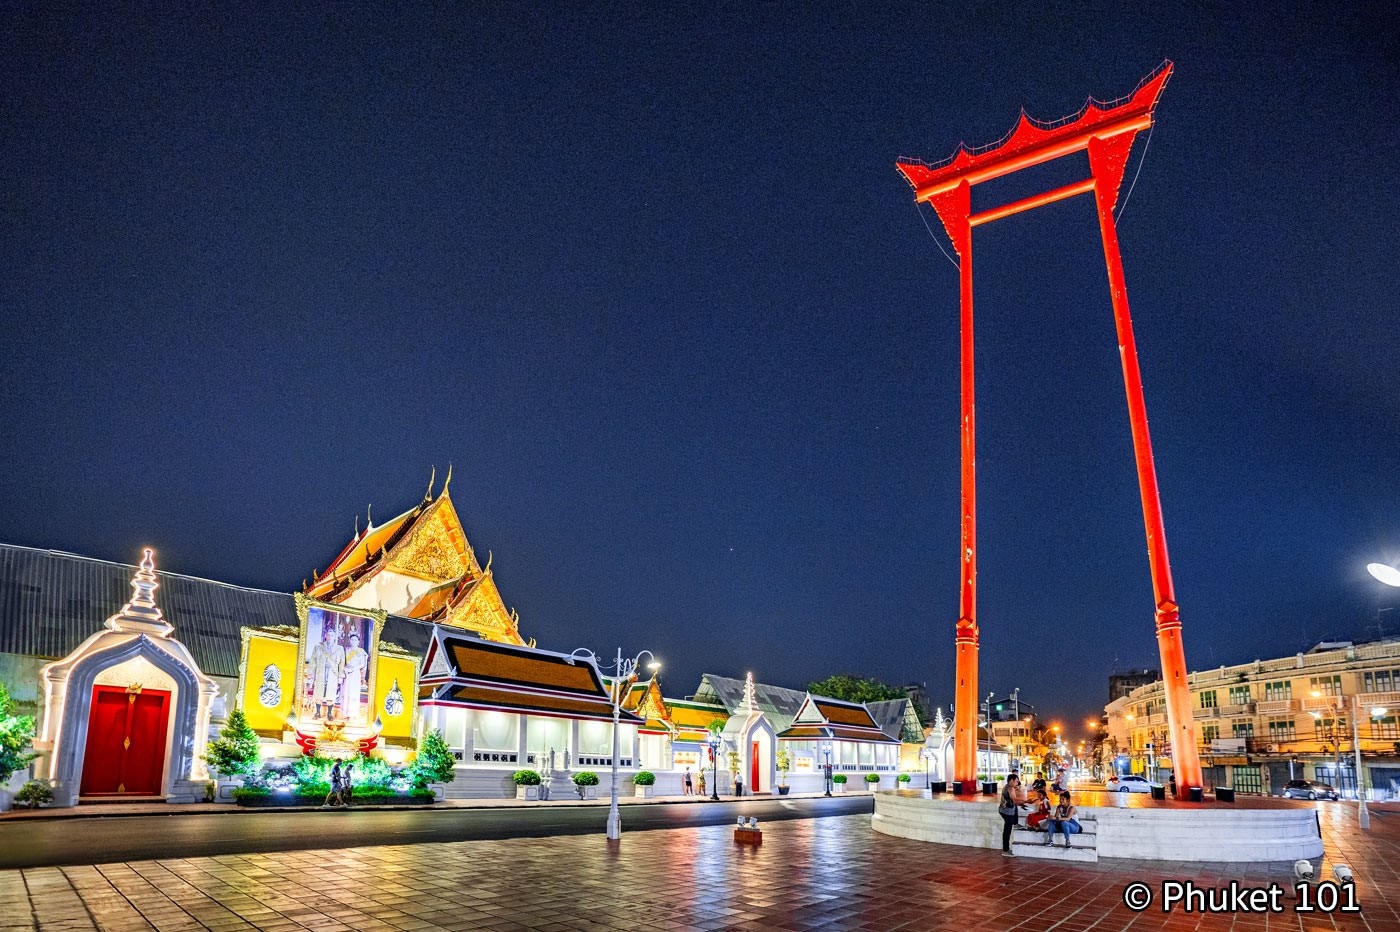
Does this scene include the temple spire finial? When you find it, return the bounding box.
[106,548,173,636]
[425,465,436,501]
[742,671,757,712]
[443,462,452,493]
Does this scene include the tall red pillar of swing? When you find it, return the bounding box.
[900,62,1202,799]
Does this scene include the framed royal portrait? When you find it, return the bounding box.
[293,594,386,730]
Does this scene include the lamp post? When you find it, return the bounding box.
[568,646,659,841]
[921,746,934,790]
[706,730,722,801]
[821,742,833,796]
[1311,689,1344,803]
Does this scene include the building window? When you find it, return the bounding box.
[1264,680,1292,701]
[471,710,519,751]
[1199,690,1217,709]
[1267,719,1296,741]
[1228,685,1251,706]
[1362,669,1396,693]
[1231,722,1254,738]
[1201,725,1219,743]
[1309,675,1342,697]
[1371,715,1398,739]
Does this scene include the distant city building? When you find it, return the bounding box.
[1108,668,1160,703]
[903,681,931,721]
[1104,640,1400,798]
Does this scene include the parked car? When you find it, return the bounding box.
[1280,779,1339,801]
[1105,774,1155,793]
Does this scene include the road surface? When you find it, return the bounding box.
[0,794,873,869]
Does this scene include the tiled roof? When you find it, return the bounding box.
[0,543,435,678]
[692,674,806,732]
[813,699,879,729]
[421,632,643,724]
[867,698,924,742]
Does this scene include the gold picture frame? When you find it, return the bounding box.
[292,593,387,732]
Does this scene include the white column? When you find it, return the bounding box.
[569,720,580,770]
[516,714,529,768]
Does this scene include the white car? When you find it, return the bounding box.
[1105,774,1156,793]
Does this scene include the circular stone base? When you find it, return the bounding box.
[872,789,1324,862]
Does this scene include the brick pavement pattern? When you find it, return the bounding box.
[4,804,1397,932]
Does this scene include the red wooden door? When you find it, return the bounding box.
[751,741,760,793]
[80,686,171,796]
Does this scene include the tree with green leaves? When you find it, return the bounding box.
[0,682,38,784]
[203,708,262,778]
[807,674,926,724]
[410,729,456,787]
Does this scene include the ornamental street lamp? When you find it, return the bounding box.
[921,746,935,790]
[821,742,834,796]
[707,730,723,801]
[568,646,659,841]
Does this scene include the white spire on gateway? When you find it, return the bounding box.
[104,547,174,637]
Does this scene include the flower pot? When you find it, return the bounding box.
[429,782,448,802]
[634,784,654,798]
[777,785,790,796]
[516,785,540,800]
[216,779,244,802]
[835,783,847,793]
[0,789,12,813]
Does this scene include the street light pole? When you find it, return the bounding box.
[707,731,722,801]
[572,646,658,842]
[822,742,833,796]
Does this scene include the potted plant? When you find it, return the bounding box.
[202,708,261,801]
[833,773,847,793]
[513,769,542,800]
[776,749,791,795]
[410,729,457,800]
[897,773,912,789]
[572,770,600,799]
[633,770,656,798]
[0,682,37,813]
[864,773,881,790]
[14,779,53,809]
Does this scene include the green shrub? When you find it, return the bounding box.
[350,785,398,799]
[512,769,542,786]
[632,770,655,786]
[572,771,600,787]
[231,786,272,800]
[0,682,37,784]
[407,786,435,800]
[294,781,331,799]
[832,774,847,784]
[354,753,393,788]
[203,709,261,777]
[292,754,335,789]
[410,730,457,787]
[897,773,911,783]
[864,773,880,784]
[15,779,53,808]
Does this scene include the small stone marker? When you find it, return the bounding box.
[734,816,762,846]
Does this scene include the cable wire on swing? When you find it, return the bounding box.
[913,199,959,269]
[1113,121,1154,223]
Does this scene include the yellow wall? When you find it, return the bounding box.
[374,655,416,741]
[241,635,298,732]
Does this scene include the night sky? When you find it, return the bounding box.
[3,4,1398,740]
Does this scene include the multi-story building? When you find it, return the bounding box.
[1104,639,1400,798]
[1108,668,1159,703]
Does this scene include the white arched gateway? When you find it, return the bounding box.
[36,550,218,807]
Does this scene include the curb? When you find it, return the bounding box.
[0,793,843,823]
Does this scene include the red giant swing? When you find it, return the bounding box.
[897,61,1203,800]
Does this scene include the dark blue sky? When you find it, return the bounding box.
[3,3,1397,739]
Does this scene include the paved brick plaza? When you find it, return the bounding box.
[4,805,1397,932]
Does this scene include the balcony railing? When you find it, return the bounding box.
[1217,702,1255,717]
[1256,699,1297,714]
[1193,707,1217,719]
[1302,696,1342,712]
[1148,713,1166,726]
[1359,689,1400,708]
